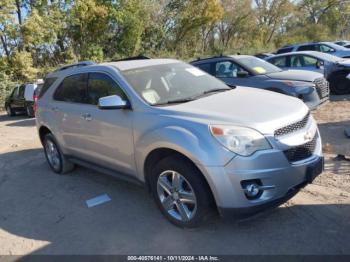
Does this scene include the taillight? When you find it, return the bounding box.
[33,94,38,113]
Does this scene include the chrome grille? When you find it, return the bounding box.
[283,134,317,162]
[274,112,310,137]
[314,78,329,99]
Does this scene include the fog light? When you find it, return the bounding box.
[244,183,261,198]
[241,180,264,200]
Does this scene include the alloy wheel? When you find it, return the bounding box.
[45,140,61,171]
[157,170,197,222]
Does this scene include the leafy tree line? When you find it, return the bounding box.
[1,0,350,105]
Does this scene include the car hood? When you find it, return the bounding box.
[336,59,350,67]
[158,87,309,135]
[266,70,322,82]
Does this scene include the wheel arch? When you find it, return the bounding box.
[38,125,52,145]
[143,147,217,211]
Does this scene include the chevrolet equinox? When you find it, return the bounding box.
[36,59,324,227]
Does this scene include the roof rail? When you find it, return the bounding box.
[113,55,151,62]
[194,54,228,61]
[54,61,96,72]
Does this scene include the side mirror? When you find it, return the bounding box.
[316,61,324,69]
[98,95,129,110]
[237,71,249,78]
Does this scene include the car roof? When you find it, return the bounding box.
[280,41,341,49]
[102,59,180,71]
[267,51,321,58]
[191,54,255,63]
[46,59,181,78]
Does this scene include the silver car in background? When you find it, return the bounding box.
[36,59,324,227]
[191,55,329,110]
[266,51,350,95]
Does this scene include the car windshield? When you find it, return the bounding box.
[121,62,230,106]
[236,56,282,74]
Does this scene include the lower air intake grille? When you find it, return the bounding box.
[283,134,317,162]
[314,78,329,99]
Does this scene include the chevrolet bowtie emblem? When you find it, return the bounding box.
[304,131,313,141]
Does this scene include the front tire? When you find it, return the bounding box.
[5,105,15,116]
[43,133,74,174]
[150,155,214,228]
[329,72,350,95]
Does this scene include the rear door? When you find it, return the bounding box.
[78,72,135,175]
[268,56,289,70]
[50,73,90,159]
[289,54,323,74]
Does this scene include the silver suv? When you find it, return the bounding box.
[36,59,324,227]
[277,42,350,58]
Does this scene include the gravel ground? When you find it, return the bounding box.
[0,96,349,255]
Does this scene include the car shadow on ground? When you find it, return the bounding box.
[0,113,35,127]
[330,94,350,102]
[318,120,350,157]
[0,148,349,255]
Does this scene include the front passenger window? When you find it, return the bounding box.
[87,73,127,105]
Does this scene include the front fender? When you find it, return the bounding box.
[134,125,235,181]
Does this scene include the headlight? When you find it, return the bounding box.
[283,81,315,95]
[209,125,271,156]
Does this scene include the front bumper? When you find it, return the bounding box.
[197,133,323,217]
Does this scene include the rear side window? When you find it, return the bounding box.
[196,63,212,74]
[39,77,57,98]
[276,47,293,54]
[18,85,25,98]
[87,73,127,105]
[269,56,287,67]
[297,44,316,51]
[54,74,87,103]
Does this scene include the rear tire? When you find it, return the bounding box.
[43,133,75,174]
[329,72,350,95]
[5,105,15,116]
[149,155,215,228]
[26,104,34,117]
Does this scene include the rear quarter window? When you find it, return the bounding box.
[53,74,87,103]
[196,63,212,74]
[39,77,58,98]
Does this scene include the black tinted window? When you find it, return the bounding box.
[87,73,127,105]
[39,77,57,98]
[297,45,316,51]
[197,63,211,74]
[269,56,287,67]
[18,85,25,98]
[54,74,87,103]
[276,47,293,54]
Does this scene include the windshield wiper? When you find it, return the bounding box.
[153,98,195,106]
[202,87,232,94]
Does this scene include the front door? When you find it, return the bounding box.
[78,72,135,175]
